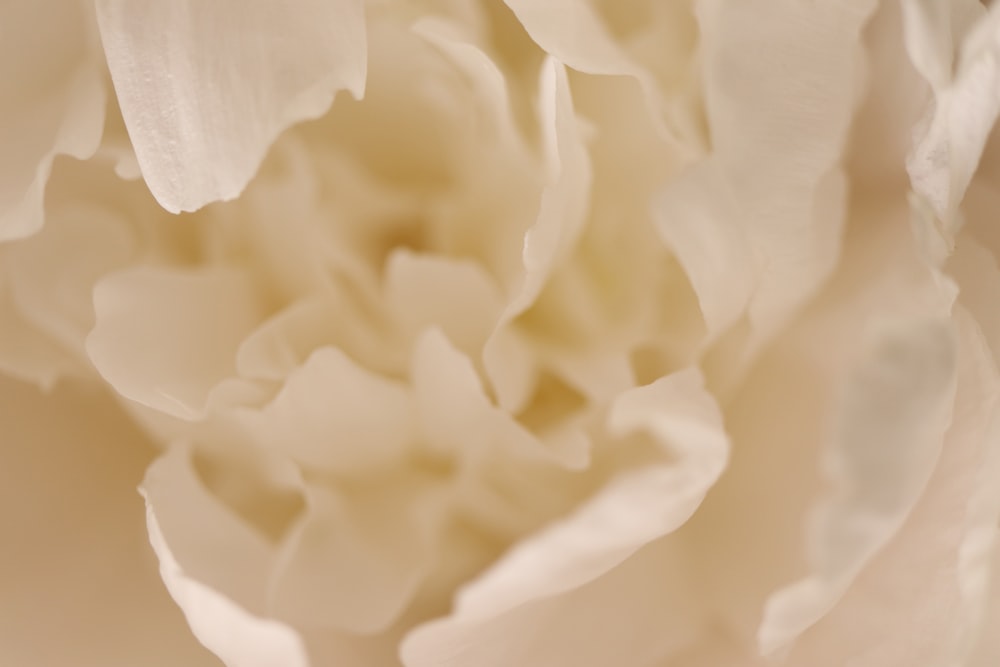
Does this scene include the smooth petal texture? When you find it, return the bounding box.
[87,266,265,419]
[96,0,367,213]
[0,0,105,240]
[146,502,309,667]
[269,476,443,634]
[759,316,959,654]
[233,346,413,474]
[0,377,219,667]
[442,367,726,624]
[485,57,591,411]
[401,538,705,667]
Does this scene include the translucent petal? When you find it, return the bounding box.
[96,0,367,213]
[87,266,265,419]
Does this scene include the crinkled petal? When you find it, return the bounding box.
[0,0,105,240]
[145,499,309,667]
[87,266,265,419]
[657,0,876,344]
[904,0,993,224]
[95,0,367,213]
[759,316,959,655]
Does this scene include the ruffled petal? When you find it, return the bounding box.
[758,315,959,654]
[233,346,413,474]
[87,266,265,419]
[903,0,994,225]
[0,0,105,240]
[96,0,367,213]
[657,0,877,345]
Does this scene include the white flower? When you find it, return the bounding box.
[2,1,1000,667]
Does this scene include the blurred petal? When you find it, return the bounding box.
[904,0,994,223]
[759,316,958,654]
[269,475,444,634]
[146,502,309,667]
[233,346,414,474]
[444,367,726,623]
[87,266,265,419]
[402,540,706,667]
[485,57,591,410]
[96,0,367,213]
[0,377,218,667]
[0,1,105,240]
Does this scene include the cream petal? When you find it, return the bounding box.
[87,266,265,420]
[438,367,726,624]
[95,0,367,213]
[484,57,590,409]
[0,377,218,667]
[904,0,994,224]
[6,202,134,357]
[0,281,83,390]
[401,538,705,667]
[146,503,308,667]
[385,251,504,362]
[658,0,876,345]
[269,476,443,634]
[769,309,1000,667]
[969,535,1000,666]
[758,316,959,655]
[0,1,105,240]
[233,346,413,474]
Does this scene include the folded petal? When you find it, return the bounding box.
[0,0,105,240]
[146,500,309,667]
[87,266,265,419]
[758,316,959,655]
[269,474,444,634]
[96,0,367,213]
[233,346,414,474]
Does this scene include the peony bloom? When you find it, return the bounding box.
[3,0,1000,665]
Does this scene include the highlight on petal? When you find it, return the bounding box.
[87,266,265,419]
[443,367,727,624]
[0,0,105,240]
[484,57,591,411]
[904,0,1000,227]
[145,497,309,667]
[759,316,959,655]
[96,0,367,213]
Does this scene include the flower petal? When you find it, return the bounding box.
[146,498,309,667]
[95,0,367,213]
[233,346,413,474]
[758,316,959,655]
[87,266,265,420]
[441,367,727,624]
[0,0,105,240]
[269,475,444,634]
[0,377,218,666]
